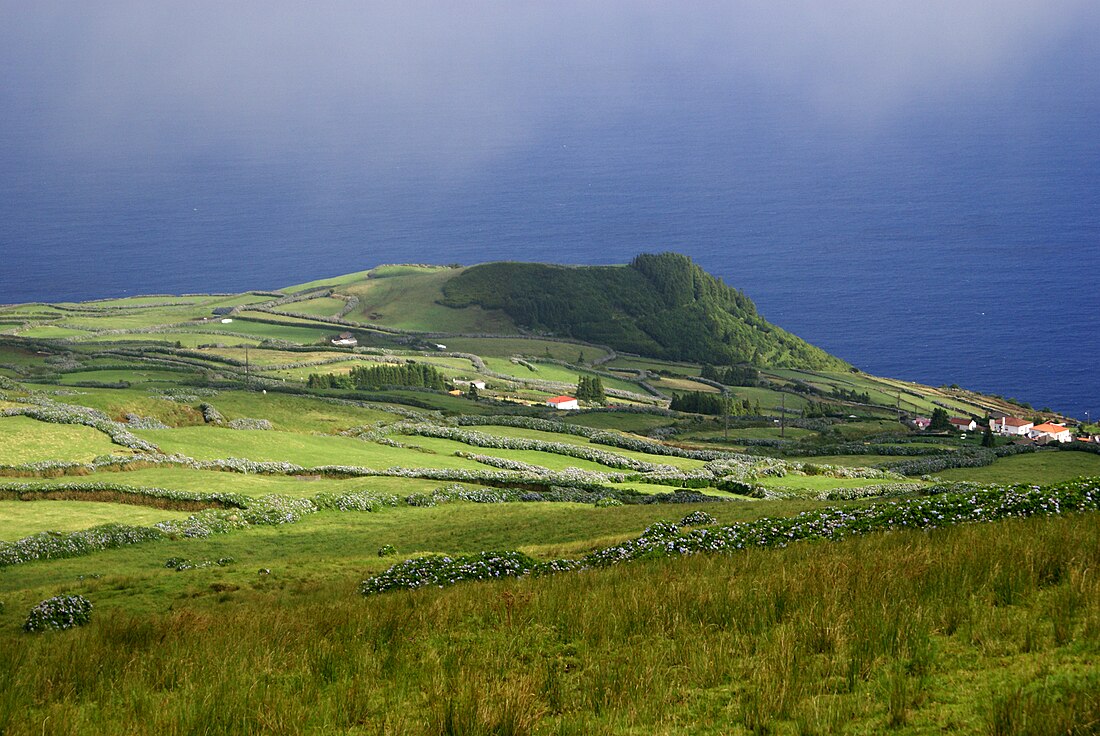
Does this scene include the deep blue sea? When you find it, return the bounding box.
[1,16,1097,418]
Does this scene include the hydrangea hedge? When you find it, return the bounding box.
[359,478,1100,596]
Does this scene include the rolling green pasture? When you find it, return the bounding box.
[604,355,703,376]
[185,319,334,344]
[133,426,481,471]
[756,475,899,492]
[470,424,708,470]
[57,369,188,386]
[195,347,342,366]
[561,411,677,432]
[395,435,614,473]
[0,501,192,540]
[13,468,472,499]
[203,390,398,432]
[937,451,1100,485]
[682,425,817,441]
[284,296,347,317]
[650,375,720,393]
[80,332,264,347]
[11,386,206,427]
[81,295,219,308]
[281,268,375,293]
[15,325,93,339]
[481,357,641,394]
[0,416,122,464]
[343,267,518,333]
[442,336,611,362]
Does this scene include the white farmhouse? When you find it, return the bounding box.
[546,395,580,411]
[948,417,976,432]
[990,416,1033,436]
[1029,422,1073,443]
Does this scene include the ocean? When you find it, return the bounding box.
[1,29,1097,418]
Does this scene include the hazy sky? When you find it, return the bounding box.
[3,1,1097,171]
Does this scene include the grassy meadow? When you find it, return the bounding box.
[0,272,1096,734]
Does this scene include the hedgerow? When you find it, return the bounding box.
[359,478,1100,595]
[394,423,673,472]
[358,551,539,595]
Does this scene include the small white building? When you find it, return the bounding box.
[990,416,1033,436]
[948,417,976,432]
[455,380,486,391]
[911,417,932,430]
[331,332,358,347]
[1029,422,1073,443]
[546,395,580,411]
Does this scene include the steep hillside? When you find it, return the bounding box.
[441,253,850,370]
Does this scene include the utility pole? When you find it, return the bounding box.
[245,346,250,385]
[780,392,786,438]
[723,393,729,441]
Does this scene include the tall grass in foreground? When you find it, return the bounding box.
[1,513,1098,735]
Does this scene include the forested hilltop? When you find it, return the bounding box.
[441,253,849,370]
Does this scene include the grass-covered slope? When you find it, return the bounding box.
[441,252,849,370]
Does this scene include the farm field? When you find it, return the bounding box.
[0,416,124,464]
[0,501,193,540]
[0,264,1096,735]
[938,450,1100,484]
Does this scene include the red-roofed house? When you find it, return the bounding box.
[1029,422,1073,443]
[546,395,580,411]
[990,416,1033,436]
[949,417,976,432]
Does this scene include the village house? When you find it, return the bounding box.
[990,416,1033,436]
[330,332,358,347]
[948,417,976,432]
[911,417,932,430]
[454,379,487,391]
[546,395,580,411]
[1029,422,1073,443]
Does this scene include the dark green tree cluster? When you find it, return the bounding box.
[830,387,871,404]
[670,391,726,415]
[440,254,850,370]
[802,400,835,418]
[307,363,446,391]
[982,424,996,447]
[575,375,605,404]
[701,364,759,387]
[929,408,951,432]
[306,373,354,390]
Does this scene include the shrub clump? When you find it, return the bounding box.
[24,594,93,633]
[378,544,398,558]
[679,510,717,526]
[226,418,274,431]
[595,496,624,508]
[360,550,538,595]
